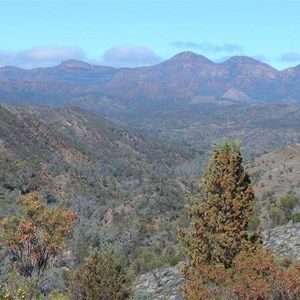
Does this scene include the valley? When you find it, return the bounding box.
[0,52,300,298]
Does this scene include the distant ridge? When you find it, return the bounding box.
[1,51,299,72]
[0,51,300,108]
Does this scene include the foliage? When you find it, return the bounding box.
[291,212,300,223]
[179,141,260,269]
[179,142,260,298]
[268,205,286,227]
[0,192,77,277]
[179,142,300,299]
[180,246,300,299]
[1,104,300,297]
[231,247,300,299]
[69,247,132,300]
[248,215,261,231]
[0,272,71,299]
[132,289,153,300]
[279,194,299,221]
[0,272,42,300]
[268,193,300,227]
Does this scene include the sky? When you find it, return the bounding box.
[0,0,300,70]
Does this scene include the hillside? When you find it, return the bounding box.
[0,104,146,199]
[0,103,300,297]
[246,143,300,200]
[0,104,200,280]
[246,144,300,232]
[120,102,300,164]
[1,102,299,235]
[0,103,196,200]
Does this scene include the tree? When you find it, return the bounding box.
[279,193,299,221]
[180,141,259,266]
[179,141,261,298]
[179,142,300,299]
[0,192,77,277]
[70,247,132,300]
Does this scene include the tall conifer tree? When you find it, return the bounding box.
[179,141,260,297]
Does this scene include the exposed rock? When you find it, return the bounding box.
[222,87,251,101]
[134,264,184,300]
[264,223,300,260]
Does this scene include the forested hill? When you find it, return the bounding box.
[0,103,208,298]
[1,103,300,297]
[0,103,197,201]
[0,104,200,267]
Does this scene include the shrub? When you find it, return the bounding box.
[280,194,299,221]
[70,247,132,300]
[248,215,261,231]
[0,192,77,278]
[268,205,286,227]
[291,212,300,223]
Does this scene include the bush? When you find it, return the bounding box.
[0,192,77,278]
[70,247,132,300]
[0,272,42,300]
[280,194,299,221]
[168,252,183,267]
[232,248,300,299]
[291,212,300,223]
[269,205,286,227]
[248,215,261,231]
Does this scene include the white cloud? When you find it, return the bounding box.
[0,46,85,69]
[102,45,162,67]
[170,41,243,54]
[22,46,84,62]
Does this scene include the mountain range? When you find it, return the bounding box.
[1,52,300,112]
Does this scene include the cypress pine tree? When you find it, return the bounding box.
[179,141,261,297]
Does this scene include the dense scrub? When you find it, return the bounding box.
[0,104,300,298]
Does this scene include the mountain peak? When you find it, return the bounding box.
[222,56,276,69]
[168,51,214,65]
[223,56,263,65]
[220,55,278,79]
[57,59,92,69]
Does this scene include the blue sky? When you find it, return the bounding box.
[1,0,300,70]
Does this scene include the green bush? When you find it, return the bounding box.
[279,193,299,221]
[268,206,285,227]
[168,252,183,267]
[248,215,261,231]
[70,247,132,300]
[291,212,300,223]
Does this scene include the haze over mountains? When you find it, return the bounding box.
[1,51,300,112]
